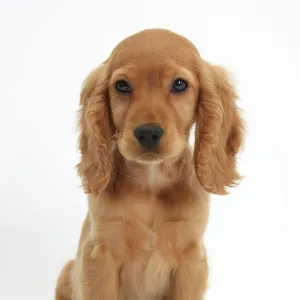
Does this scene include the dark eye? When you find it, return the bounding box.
[171,78,188,93]
[115,80,131,93]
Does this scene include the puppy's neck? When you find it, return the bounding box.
[114,148,196,193]
[125,161,174,191]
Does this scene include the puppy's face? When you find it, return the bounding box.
[109,63,198,164]
[107,32,199,164]
[78,29,244,195]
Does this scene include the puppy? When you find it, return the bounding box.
[55,29,244,300]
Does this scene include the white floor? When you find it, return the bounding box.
[1,0,300,299]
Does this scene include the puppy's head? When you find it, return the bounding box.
[78,29,244,195]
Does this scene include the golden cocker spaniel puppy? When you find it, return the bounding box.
[55,29,244,300]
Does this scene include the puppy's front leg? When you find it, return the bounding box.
[169,244,208,300]
[78,241,120,300]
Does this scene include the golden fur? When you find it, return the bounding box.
[55,29,244,300]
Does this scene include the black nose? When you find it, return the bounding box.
[134,124,164,149]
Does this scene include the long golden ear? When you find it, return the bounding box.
[194,61,244,195]
[77,63,115,195]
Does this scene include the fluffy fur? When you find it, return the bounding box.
[55,29,244,300]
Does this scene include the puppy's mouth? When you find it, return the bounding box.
[117,135,167,165]
[117,133,185,165]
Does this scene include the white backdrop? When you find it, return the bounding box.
[1,0,300,299]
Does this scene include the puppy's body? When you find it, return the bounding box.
[55,29,244,300]
[70,152,209,300]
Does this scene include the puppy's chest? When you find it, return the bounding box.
[119,195,166,250]
[126,194,160,227]
[95,190,202,254]
[117,196,177,300]
[92,191,204,300]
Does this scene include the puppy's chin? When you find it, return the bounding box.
[134,153,164,165]
[119,148,185,166]
[119,149,165,165]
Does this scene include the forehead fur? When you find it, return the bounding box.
[108,29,201,71]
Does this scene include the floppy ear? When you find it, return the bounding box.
[77,63,115,195]
[194,61,244,195]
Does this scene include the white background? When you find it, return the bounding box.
[1,0,300,299]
